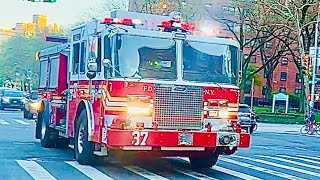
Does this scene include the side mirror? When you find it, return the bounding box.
[102,59,112,68]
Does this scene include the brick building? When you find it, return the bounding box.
[128,0,302,100]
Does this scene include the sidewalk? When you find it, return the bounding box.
[256,123,320,137]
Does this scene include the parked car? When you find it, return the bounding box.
[238,104,258,134]
[0,90,27,110]
[23,91,40,119]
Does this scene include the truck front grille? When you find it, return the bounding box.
[153,85,203,130]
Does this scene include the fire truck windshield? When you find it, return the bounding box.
[183,41,238,84]
[112,35,177,80]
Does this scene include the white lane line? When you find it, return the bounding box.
[220,157,305,180]
[174,166,218,180]
[179,157,262,180]
[123,166,169,180]
[234,155,320,177]
[66,161,114,180]
[16,160,56,180]
[278,155,320,165]
[0,119,9,125]
[257,155,320,171]
[296,155,320,161]
[14,119,29,125]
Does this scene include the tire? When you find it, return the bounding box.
[249,126,254,134]
[315,124,320,135]
[300,125,309,134]
[38,104,55,148]
[27,111,33,119]
[74,110,104,165]
[189,152,219,169]
[56,138,69,148]
[253,123,258,131]
[23,109,27,118]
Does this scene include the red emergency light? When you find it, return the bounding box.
[158,20,195,32]
[103,18,142,26]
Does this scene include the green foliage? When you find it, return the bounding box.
[0,34,59,88]
[246,65,263,87]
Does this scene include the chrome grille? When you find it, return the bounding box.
[154,85,203,130]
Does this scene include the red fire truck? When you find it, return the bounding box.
[35,10,250,168]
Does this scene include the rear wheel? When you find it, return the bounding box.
[189,152,219,169]
[23,109,27,118]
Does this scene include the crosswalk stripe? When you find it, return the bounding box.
[220,157,305,180]
[296,155,320,161]
[14,119,29,125]
[66,161,114,180]
[234,155,320,177]
[278,155,320,165]
[174,167,218,180]
[0,119,9,125]
[257,155,320,171]
[16,160,56,180]
[179,157,262,180]
[123,166,169,180]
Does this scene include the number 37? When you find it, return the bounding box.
[132,131,149,146]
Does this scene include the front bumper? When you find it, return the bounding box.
[105,129,250,150]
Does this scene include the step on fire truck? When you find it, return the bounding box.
[35,10,250,168]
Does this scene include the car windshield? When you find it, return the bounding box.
[183,41,239,84]
[239,107,251,113]
[4,91,24,97]
[110,34,177,80]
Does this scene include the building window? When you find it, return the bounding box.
[262,86,267,95]
[281,57,288,65]
[294,88,302,95]
[279,87,286,93]
[295,73,302,83]
[266,42,273,48]
[280,72,287,81]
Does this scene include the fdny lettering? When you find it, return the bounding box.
[143,85,154,92]
[204,89,215,95]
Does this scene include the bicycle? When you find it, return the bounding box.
[300,121,320,135]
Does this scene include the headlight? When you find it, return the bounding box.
[219,111,229,119]
[2,97,9,102]
[30,102,41,110]
[127,107,152,116]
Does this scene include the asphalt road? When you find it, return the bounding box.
[0,110,319,180]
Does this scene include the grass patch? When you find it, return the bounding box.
[257,114,304,124]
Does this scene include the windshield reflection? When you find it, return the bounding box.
[113,35,177,80]
[182,41,238,84]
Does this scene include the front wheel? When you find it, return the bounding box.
[300,125,309,134]
[74,110,104,165]
[189,152,219,169]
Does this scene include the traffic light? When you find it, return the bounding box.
[302,54,311,76]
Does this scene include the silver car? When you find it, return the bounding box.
[238,104,256,134]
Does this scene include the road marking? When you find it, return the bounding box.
[174,166,218,180]
[123,166,169,180]
[296,155,320,161]
[234,155,320,177]
[14,119,29,125]
[220,157,305,180]
[0,119,9,125]
[278,155,320,165]
[257,155,320,171]
[16,160,56,180]
[66,161,114,180]
[179,157,262,180]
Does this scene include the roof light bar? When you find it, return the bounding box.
[102,18,143,26]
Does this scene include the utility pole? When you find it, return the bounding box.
[310,4,320,112]
[250,77,254,110]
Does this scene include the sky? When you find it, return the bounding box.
[0,0,105,28]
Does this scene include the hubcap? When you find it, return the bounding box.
[41,119,46,139]
[77,123,85,154]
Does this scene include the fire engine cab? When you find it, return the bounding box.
[35,10,250,168]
